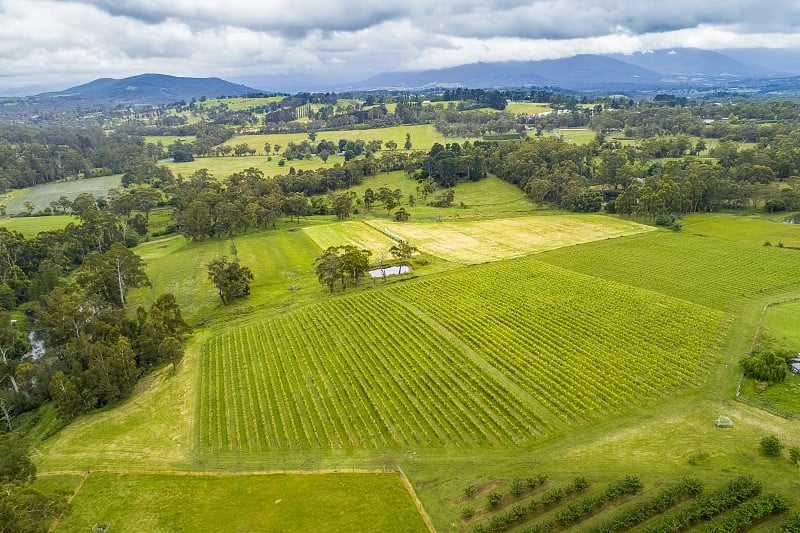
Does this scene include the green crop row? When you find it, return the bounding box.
[199,291,547,451]
[589,477,704,533]
[391,259,722,422]
[644,476,762,533]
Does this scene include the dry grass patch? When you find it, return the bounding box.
[370,214,653,263]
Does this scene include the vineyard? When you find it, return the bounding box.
[538,231,800,310]
[198,293,546,451]
[391,259,724,422]
[199,252,725,449]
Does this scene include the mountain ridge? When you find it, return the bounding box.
[36,73,262,104]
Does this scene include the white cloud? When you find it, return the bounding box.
[1,0,800,93]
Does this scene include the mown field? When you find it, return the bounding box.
[3,174,122,215]
[370,214,652,263]
[0,214,76,236]
[50,472,427,533]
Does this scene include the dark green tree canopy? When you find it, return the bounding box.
[207,256,254,305]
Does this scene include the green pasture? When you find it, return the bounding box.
[552,128,598,144]
[303,220,398,258]
[223,124,471,155]
[684,212,800,248]
[143,135,196,148]
[0,215,76,236]
[351,173,537,219]
[369,214,652,264]
[4,174,122,215]
[53,472,427,533]
[164,153,346,180]
[504,102,552,115]
[540,230,800,310]
[199,96,284,111]
[761,299,800,349]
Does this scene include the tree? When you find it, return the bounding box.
[742,350,790,384]
[404,133,412,150]
[315,247,342,292]
[178,200,214,241]
[207,256,254,305]
[339,245,371,286]
[76,243,149,307]
[331,192,354,220]
[390,242,417,264]
[394,208,410,221]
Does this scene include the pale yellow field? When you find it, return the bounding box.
[302,220,398,258]
[368,214,655,263]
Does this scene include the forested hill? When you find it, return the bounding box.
[36,74,262,105]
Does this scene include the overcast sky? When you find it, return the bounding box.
[2,0,800,94]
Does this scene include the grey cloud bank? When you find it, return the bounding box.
[3,0,800,94]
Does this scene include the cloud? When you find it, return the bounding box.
[2,0,800,93]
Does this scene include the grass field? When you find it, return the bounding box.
[369,214,653,263]
[164,153,347,180]
[199,96,284,111]
[504,102,552,115]
[0,215,76,236]
[223,124,470,155]
[684,212,800,248]
[3,174,122,215]
[761,299,800,349]
[52,472,427,533]
[539,231,800,310]
[303,220,399,258]
[143,135,197,148]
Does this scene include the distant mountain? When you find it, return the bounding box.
[608,48,765,77]
[719,48,800,75]
[355,55,663,90]
[37,73,262,105]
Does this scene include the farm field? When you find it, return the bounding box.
[0,214,76,236]
[143,134,196,147]
[761,298,800,349]
[303,220,399,259]
[164,152,347,179]
[27,199,800,530]
[3,174,122,215]
[51,472,427,533]
[504,102,552,114]
[198,291,546,451]
[683,212,800,248]
[222,124,470,155]
[369,214,653,263]
[539,231,800,310]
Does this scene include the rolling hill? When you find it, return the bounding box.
[36,73,262,105]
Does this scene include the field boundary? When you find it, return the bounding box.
[397,465,436,533]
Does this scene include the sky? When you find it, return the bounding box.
[2,0,800,95]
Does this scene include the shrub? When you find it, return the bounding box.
[461,507,475,520]
[510,478,526,497]
[789,447,800,465]
[760,435,784,457]
[464,484,477,498]
[488,492,503,508]
[742,350,789,384]
[655,213,677,226]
